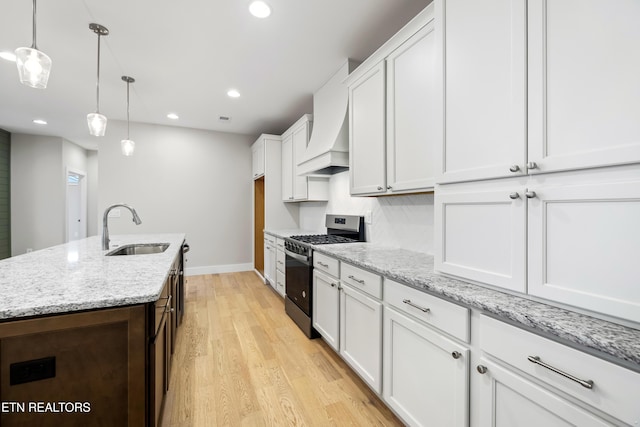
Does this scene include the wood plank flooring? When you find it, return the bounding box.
[161,272,403,427]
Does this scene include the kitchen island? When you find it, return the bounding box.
[0,233,186,427]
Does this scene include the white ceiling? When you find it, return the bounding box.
[0,0,431,150]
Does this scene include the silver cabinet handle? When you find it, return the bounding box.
[387,185,392,190]
[525,191,537,199]
[347,275,365,284]
[527,356,594,389]
[477,365,488,374]
[451,351,462,359]
[377,186,383,191]
[509,192,520,200]
[277,261,284,265]
[318,261,329,268]
[402,299,430,313]
[527,161,538,169]
[509,165,520,172]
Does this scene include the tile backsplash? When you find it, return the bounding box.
[299,171,434,254]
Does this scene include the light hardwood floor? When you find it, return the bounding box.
[161,272,403,427]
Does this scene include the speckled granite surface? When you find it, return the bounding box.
[0,234,185,320]
[311,242,640,368]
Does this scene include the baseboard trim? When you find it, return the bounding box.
[185,263,254,276]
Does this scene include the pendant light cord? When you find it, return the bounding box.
[96,33,101,113]
[126,80,130,139]
[31,0,38,49]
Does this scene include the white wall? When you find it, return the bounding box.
[11,134,95,255]
[86,150,99,236]
[98,121,254,274]
[299,171,435,254]
[11,134,64,254]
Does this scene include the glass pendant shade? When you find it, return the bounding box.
[15,47,51,89]
[121,139,135,156]
[87,113,107,136]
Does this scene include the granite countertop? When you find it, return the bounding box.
[264,229,319,239]
[0,233,186,320]
[311,242,640,369]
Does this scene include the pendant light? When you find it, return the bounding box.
[87,23,109,137]
[121,76,135,156]
[15,0,52,89]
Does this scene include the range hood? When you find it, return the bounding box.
[298,60,358,176]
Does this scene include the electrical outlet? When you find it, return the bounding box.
[364,210,372,224]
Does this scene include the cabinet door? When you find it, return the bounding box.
[527,180,640,323]
[475,358,611,427]
[384,307,469,427]
[386,22,437,193]
[349,62,387,195]
[292,122,309,200]
[281,134,294,201]
[312,269,340,351]
[252,140,265,179]
[276,269,285,297]
[527,0,640,174]
[435,0,527,183]
[339,284,382,393]
[435,188,526,292]
[263,241,276,288]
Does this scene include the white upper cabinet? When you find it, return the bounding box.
[435,0,640,183]
[349,62,387,195]
[347,5,436,196]
[527,177,640,323]
[527,0,640,174]
[435,0,527,183]
[386,22,438,193]
[281,115,329,202]
[251,138,265,179]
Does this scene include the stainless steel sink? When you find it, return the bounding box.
[106,243,170,256]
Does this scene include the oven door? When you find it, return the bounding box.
[284,249,312,316]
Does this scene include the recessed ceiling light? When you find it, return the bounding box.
[33,119,47,125]
[249,1,271,18]
[227,89,241,98]
[0,51,16,62]
[167,113,179,120]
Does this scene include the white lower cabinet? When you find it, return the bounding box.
[340,283,383,394]
[312,269,340,351]
[476,315,640,426]
[263,234,276,290]
[475,358,611,427]
[383,306,469,427]
[275,238,286,297]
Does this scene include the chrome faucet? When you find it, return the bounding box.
[102,204,142,250]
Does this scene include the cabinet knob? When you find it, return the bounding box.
[387,185,392,190]
[509,192,520,200]
[477,365,488,374]
[509,165,520,172]
[525,191,537,199]
[451,351,462,359]
[330,283,337,288]
[527,161,538,169]
[377,186,383,191]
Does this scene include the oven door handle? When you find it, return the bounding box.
[284,249,310,265]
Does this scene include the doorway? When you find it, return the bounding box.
[66,169,87,242]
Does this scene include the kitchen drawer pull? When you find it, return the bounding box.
[347,275,365,285]
[402,299,430,313]
[509,192,520,200]
[318,261,329,268]
[527,356,594,389]
[277,260,284,265]
[451,351,461,359]
[477,365,488,374]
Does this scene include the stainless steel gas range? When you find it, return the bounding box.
[284,214,365,338]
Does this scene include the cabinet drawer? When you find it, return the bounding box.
[314,252,339,278]
[276,270,285,297]
[275,238,285,251]
[480,315,640,425]
[264,233,276,245]
[276,249,286,273]
[384,279,470,342]
[340,262,382,299]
